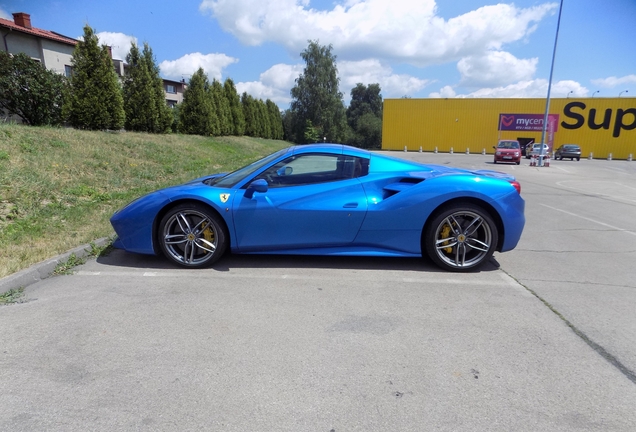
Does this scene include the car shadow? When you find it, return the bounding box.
[97,248,501,273]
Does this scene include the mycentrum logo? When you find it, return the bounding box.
[499,114,559,131]
[501,115,514,127]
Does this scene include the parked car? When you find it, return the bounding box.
[110,144,526,272]
[493,140,521,165]
[526,143,551,159]
[555,144,581,161]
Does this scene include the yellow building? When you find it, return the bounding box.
[382,98,636,159]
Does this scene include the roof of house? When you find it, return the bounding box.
[0,17,77,46]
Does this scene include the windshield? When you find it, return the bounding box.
[207,148,289,188]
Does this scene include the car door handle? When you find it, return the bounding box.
[343,202,358,208]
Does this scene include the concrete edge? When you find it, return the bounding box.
[0,237,111,295]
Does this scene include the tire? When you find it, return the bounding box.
[493,159,497,164]
[424,204,498,272]
[158,203,228,268]
[516,161,520,165]
[577,157,580,161]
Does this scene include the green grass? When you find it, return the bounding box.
[0,123,289,278]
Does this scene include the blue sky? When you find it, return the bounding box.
[2,0,635,108]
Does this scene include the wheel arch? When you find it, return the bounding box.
[421,197,505,254]
[152,199,230,255]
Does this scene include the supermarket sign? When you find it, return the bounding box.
[498,114,559,131]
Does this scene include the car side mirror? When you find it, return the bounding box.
[244,178,268,199]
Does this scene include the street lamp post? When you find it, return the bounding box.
[539,0,564,167]
[567,91,573,98]
[619,90,629,97]
[592,90,599,97]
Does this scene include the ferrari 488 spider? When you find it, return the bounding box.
[110,144,525,272]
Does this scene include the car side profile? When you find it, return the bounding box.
[493,140,521,165]
[555,144,581,161]
[111,144,526,272]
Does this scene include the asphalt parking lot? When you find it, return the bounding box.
[1,152,636,431]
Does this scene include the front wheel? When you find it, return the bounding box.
[424,204,498,272]
[158,203,228,268]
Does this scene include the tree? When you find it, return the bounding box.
[179,68,215,135]
[0,52,67,126]
[142,43,173,133]
[211,79,232,135]
[266,99,284,140]
[289,40,347,143]
[223,78,245,136]
[65,25,124,130]
[346,83,383,149]
[241,92,257,137]
[255,98,271,139]
[123,42,154,132]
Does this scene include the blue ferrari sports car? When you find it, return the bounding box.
[110,144,525,272]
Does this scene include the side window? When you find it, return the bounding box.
[256,154,368,187]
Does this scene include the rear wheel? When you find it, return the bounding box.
[159,203,228,267]
[424,204,498,272]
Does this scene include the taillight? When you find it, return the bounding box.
[509,181,521,194]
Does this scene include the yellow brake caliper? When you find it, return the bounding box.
[201,221,215,253]
[440,224,453,253]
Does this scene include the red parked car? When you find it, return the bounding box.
[493,140,521,165]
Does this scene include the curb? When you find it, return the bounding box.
[0,237,111,295]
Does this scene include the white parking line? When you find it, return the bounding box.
[540,204,636,236]
[75,269,522,287]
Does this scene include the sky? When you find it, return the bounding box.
[1,0,635,108]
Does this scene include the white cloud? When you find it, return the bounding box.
[591,75,636,89]
[159,52,238,81]
[0,7,11,19]
[458,51,538,87]
[95,32,138,61]
[337,59,431,100]
[235,59,431,107]
[429,85,457,98]
[199,0,557,67]
[430,79,588,98]
[236,63,303,105]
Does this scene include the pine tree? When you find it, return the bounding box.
[266,99,283,140]
[224,78,245,136]
[65,25,124,130]
[211,79,232,135]
[142,43,172,133]
[179,68,214,135]
[257,99,272,139]
[123,42,155,132]
[241,92,257,137]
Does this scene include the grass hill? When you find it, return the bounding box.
[0,123,289,278]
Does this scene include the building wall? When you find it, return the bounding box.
[2,30,40,59]
[382,98,636,159]
[1,29,74,74]
[40,39,74,75]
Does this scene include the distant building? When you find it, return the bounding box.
[1,12,185,113]
[0,12,77,76]
[382,97,636,160]
[163,78,188,108]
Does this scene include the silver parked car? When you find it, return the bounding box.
[526,143,550,159]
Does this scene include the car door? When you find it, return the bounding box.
[231,153,369,251]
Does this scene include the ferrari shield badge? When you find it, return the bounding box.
[220,193,230,203]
